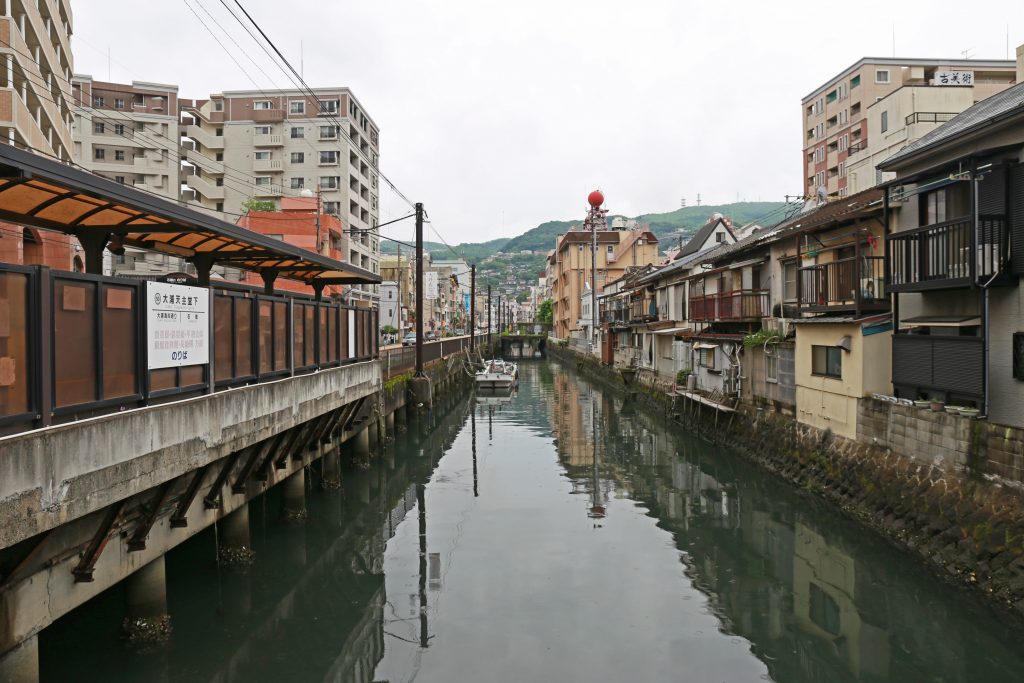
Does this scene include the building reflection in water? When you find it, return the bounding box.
[545,364,1024,683]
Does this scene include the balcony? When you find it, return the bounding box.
[688,290,769,322]
[185,173,225,200]
[888,216,1007,292]
[905,112,957,126]
[253,133,284,147]
[252,108,285,123]
[184,124,224,151]
[183,149,223,175]
[253,183,284,198]
[253,158,283,173]
[798,256,887,312]
[892,334,984,401]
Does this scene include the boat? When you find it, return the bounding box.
[475,359,518,389]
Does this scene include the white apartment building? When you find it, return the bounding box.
[179,87,381,302]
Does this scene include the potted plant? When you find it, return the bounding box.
[914,398,931,409]
[929,399,946,412]
[960,407,980,418]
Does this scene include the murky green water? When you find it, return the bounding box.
[41,362,1024,682]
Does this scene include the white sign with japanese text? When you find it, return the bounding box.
[933,70,974,86]
[425,271,438,300]
[146,281,210,369]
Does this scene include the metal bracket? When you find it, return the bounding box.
[127,481,174,551]
[72,500,126,583]
[169,465,210,528]
[203,451,242,510]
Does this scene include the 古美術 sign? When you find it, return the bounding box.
[146,281,210,369]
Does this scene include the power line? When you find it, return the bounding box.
[224,0,414,209]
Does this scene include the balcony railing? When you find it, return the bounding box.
[888,216,1007,291]
[892,334,984,401]
[799,255,887,311]
[688,289,769,322]
[905,112,957,126]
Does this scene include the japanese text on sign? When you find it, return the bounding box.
[146,281,210,369]
[425,271,438,300]
[933,71,974,86]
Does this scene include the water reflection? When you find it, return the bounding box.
[40,362,1024,683]
[544,365,1024,683]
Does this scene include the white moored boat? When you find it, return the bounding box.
[475,359,518,389]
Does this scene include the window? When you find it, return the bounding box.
[606,245,614,254]
[880,110,888,133]
[319,99,340,115]
[851,75,861,88]
[92,96,104,107]
[114,98,124,109]
[320,176,340,189]
[289,101,305,115]
[924,188,948,224]
[812,345,842,378]
[216,202,224,211]
[216,152,224,161]
[716,232,725,243]
[212,101,224,112]
[826,89,837,103]
[324,201,340,215]
[1013,333,1024,380]
[699,347,716,369]
[215,178,224,187]
[114,176,125,184]
[783,261,797,301]
[290,177,304,190]
[766,351,778,383]
[319,150,339,165]
[114,150,125,161]
[254,125,272,135]
[93,122,105,134]
[94,148,105,160]
[255,176,271,186]
[254,151,271,161]
[215,127,223,136]
[290,152,304,163]
[253,100,272,110]
[875,69,890,84]
[290,126,304,139]
[114,123,125,135]
[320,125,338,139]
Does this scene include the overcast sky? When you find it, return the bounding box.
[72,0,1022,245]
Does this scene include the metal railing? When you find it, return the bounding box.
[380,333,487,378]
[799,256,886,309]
[905,112,957,126]
[688,290,769,322]
[888,216,1006,290]
[0,264,381,435]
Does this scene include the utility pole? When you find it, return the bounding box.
[585,190,606,356]
[470,264,476,351]
[397,242,403,334]
[487,284,492,349]
[314,183,322,255]
[414,202,424,376]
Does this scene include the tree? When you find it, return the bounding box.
[241,198,276,213]
[538,299,553,325]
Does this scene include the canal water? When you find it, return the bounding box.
[40,362,1024,682]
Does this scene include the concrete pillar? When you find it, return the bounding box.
[367,419,380,452]
[0,636,38,683]
[353,426,370,460]
[217,504,254,566]
[394,405,407,431]
[280,468,306,521]
[322,446,342,489]
[123,556,171,644]
[385,411,395,434]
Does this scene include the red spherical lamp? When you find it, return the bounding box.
[587,190,605,208]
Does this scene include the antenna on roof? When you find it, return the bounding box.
[961,47,975,59]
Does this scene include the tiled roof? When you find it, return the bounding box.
[879,81,1024,169]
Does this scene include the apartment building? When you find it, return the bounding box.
[0,0,78,270]
[70,76,183,277]
[802,57,1016,200]
[180,87,381,303]
[548,226,660,341]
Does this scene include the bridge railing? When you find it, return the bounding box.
[0,264,384,435]
[380,333,489,378]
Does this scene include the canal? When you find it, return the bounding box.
[39,362,1024,682]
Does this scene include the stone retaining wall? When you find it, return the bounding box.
[549,344,1024,617]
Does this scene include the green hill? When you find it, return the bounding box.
[380,201,788,261]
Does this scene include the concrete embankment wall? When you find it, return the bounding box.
[549,344,1024,616]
